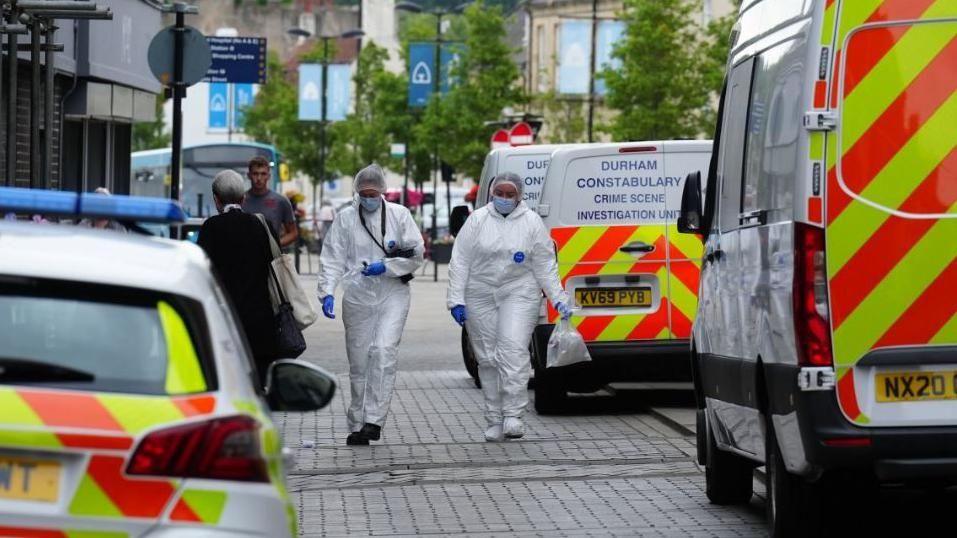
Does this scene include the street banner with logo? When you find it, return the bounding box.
[558,20,591,95]
[208,82,229,129]
[232,83,254,130]
[408,42,435,107]
[595,21,625,96]
[326,64,352,121]
[298,64,322,120]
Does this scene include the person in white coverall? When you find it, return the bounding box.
[447,172,572,442]
[318,164,425,446]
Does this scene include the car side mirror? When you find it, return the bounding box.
[265,359,336,412]
[449,205,470,237]
[677,171,705,235]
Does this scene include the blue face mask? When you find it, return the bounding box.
[493,196,517,215]
[359,196,381,212]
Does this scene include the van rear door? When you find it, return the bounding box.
[828,5,957,427]
[551,143,705,344]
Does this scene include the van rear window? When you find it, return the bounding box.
[560,154,683,225]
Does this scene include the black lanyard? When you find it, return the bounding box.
[358,204,389,256]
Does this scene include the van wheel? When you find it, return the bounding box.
[461,327,480,388]
[705,413,753,505]
[533,365,568,414]
[766,416,823,537]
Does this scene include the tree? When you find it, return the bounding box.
[698,2,740,133]
[533,91,586,143]
[415,1,525,178]
[600,0,714,140]
[133,94,169,151]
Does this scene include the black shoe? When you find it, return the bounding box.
[360,423,381,441]
[346,432,369,446]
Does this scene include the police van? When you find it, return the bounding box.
[458,144,576,386]
[531,141,712,413]
[676,1,957,535]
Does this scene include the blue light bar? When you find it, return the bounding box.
[79,193,187,223]
[0,187,78,214]
[0,187,187,224]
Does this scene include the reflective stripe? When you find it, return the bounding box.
[98,395,185,435]
[170,490,228,524]
[0,528,127,538]
[158,300,207,394]
[69,474,123,518]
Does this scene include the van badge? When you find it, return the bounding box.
[513,251,525,263]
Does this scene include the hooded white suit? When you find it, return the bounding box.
[447,199,567,426]
[319,196,424,433]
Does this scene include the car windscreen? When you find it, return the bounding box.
[0,277,215,395]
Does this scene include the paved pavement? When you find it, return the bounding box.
[278,262,767,537]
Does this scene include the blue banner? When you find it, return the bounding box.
[595,21,625,96]
[440,43,464,94]
[326,64,351,121]
[205,37,267,84]
[232,83,254,130]
[208,82,228,129]
[408,42,435,107]
[558,20,592,95]
[298,64,322,121]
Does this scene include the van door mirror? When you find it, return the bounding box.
[677,171,705,235]
[265,360,337,412]
[450,205,470,237]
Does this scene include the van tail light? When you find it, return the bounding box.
[793,223,833,367]
[127,415,268,482]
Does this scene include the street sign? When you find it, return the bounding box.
[204,37,267,84]
[232,83,254,130]
[298,64,322,121]
[408,42,434,107]
[491,129,510,149]
[391,143,406,158]
[147,25,212,86]
[208,83,228,129]
[509,122,534,146]
[326,64,351,122]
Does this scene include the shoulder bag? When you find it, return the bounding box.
[256,214,319,330]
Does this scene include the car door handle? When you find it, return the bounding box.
[619,241,655,254]
[705,249,724,264]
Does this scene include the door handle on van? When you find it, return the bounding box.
[705,249,724,264]
[619,241,655,254]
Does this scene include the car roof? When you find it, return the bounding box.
[0,221,212,300]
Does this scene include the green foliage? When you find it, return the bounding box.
[132,94,169,151]
[533,91,586,144]
[601,0,716,140]
[415,1,525,178]
[698,3,739,133]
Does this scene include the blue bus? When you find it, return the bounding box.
[131,142,288,218]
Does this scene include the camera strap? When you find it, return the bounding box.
[358,204,389,257]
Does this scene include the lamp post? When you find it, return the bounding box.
[288,27,364,222]
[394,1,469,272]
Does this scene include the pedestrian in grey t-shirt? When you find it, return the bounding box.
[241,155,299,248]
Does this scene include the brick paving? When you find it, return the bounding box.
[275,370,766,537]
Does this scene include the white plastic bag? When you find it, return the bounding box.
[341,267,384,305]
[546,318,592,368]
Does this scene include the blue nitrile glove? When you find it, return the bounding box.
[555,302,572,321]
[362,260,386,276]
[451,305,467,326]
[322,295,335,319]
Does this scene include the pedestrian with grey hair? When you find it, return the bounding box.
[318,163,424,445]
[198,169,278,385]
[447,172,570,442]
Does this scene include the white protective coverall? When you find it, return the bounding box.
[318,193,424,432]
[447,197,567,426]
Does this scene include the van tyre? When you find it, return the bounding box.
[704,413,753,505]
[461,327,480,388]
[766,416,823,537]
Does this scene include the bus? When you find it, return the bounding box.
[131,142,288,218]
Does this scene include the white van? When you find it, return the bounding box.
[532,141,712,413]
[677,1,957,536]
[458,144,576,386]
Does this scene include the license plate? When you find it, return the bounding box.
[575,287,652,308]
[0,455,61,502]
[875,370,957,403]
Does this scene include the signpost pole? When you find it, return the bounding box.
[170,3,186,202]
[432,14,442,283]
[318,37,328,225]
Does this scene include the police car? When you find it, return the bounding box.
[0,187,335,537]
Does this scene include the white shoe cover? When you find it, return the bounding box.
[484,424,504,442]
[503,417,525,439]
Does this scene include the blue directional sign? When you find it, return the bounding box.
[327,64,351,121]
[298,64,322,121]
[595,21,625,96]
[205,37,267,84]
[558,20,591,95]
[232,83,254,130]
[208,82,228,129]
[408,42,435,107]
